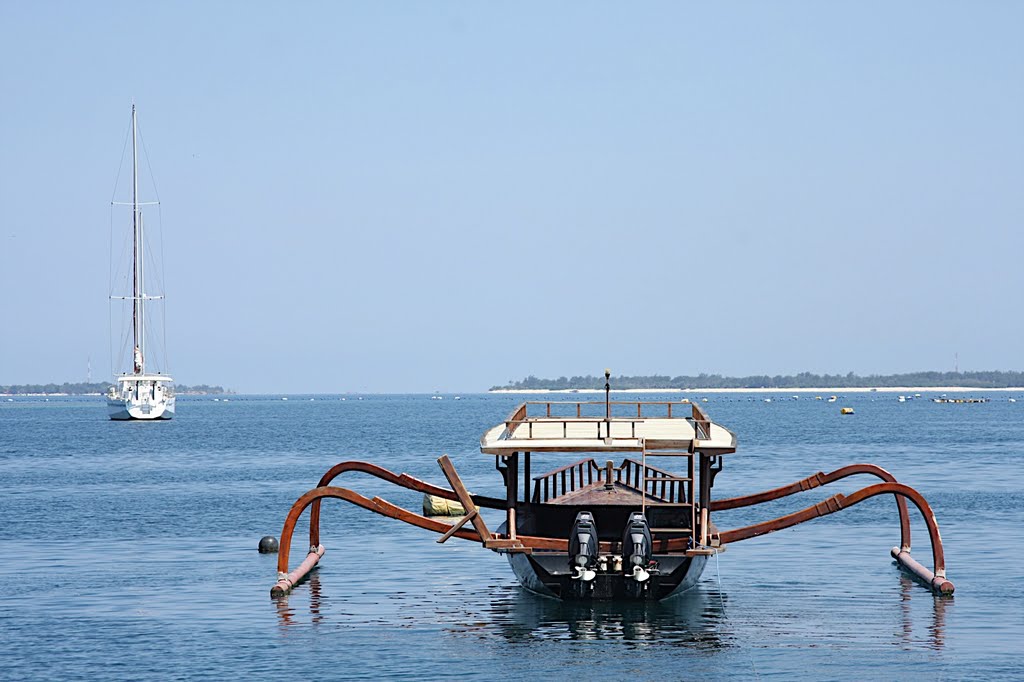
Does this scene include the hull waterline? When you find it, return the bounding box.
[107,395,175,420]
[506,551,708,601]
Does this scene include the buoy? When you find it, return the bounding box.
[423,494,466,516]
[841,407,854,415]
[258,536,279,553]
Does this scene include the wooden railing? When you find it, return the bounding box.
[690,403,711,440]
[531,458,601,502]
[504,400,709,441]
[530,457,691,504]
[503,403,528,437]
[522,400,693,420]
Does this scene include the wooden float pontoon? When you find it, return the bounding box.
[271,375,954,599]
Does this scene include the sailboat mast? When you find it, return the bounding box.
[131,104,144,374]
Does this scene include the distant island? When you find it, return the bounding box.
[1,382,230,396]
[493,371,1024,391]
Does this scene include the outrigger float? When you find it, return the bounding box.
[271,374,954,600]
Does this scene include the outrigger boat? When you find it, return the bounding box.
[271,373,954,599]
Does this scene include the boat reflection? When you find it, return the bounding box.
[274,571,325,628]
[481,584,730,649]
[898,574,950,651]
[273,570,731,649]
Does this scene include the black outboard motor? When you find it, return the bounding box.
[622,512,653,589]
[569,511,599,591]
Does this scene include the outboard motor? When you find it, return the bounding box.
[569,511,599,587]
[622,512,653,586]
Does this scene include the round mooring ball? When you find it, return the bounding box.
[258,536,279,553]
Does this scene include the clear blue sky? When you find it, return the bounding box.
[1,2,1021,393]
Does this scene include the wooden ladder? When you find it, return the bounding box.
[640,441,695,538]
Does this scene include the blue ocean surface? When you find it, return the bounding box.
[2,392,1023,679]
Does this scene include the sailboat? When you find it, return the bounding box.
[107,104,175,420]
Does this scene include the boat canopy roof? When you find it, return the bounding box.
[115,374,174,383]
[479,400,737,456]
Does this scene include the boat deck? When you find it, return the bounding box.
[479,400,737,456]
[546,480,664,505]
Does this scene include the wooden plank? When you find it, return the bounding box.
[686,547,717,556]
[483,538,532,554]
[436,509,478,544]
[437,455,490,542]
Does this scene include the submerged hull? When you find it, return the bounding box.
[107,395,175,420]
[506,551,708,601]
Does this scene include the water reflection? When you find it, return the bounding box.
[476,586,729,649]
[898,575,951,651]
[273,571,325,628]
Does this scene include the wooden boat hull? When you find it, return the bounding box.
[506,550,708,601]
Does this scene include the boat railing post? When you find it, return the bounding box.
[523,452,531,505]
[507,452,518,540]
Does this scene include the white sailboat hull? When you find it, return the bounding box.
[107,374,176,421]
[107,394,175,420]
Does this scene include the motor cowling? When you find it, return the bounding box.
[622,512,653,583]
[569,511,599,582]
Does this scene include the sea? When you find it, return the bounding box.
[2,392,1022,680]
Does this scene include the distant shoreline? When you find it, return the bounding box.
[1,381,229,396]
[0,391,225,397]
[489,386,1024,394]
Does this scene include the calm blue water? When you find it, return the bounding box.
[2,392,1023,679]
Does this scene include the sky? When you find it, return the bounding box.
[1,2,1022,393]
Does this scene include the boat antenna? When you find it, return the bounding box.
[605,368,611,436]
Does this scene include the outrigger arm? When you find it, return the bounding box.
[713,465,953,594]
[712,464,913,551]
[272,459,504,597]
[272,457,579,597]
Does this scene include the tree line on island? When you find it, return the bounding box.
[1,382,229,395]
[493,370,1024,391]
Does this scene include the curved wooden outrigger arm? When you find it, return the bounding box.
[271,484,581,597]
[711,464,912,552]
[307,460,506,548]
[716,482,954,595]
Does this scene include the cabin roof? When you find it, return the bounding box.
[479,400,737,456]
[115,374,174,383]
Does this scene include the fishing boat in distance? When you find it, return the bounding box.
[271,371,954,599]
[107,104,175,421]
